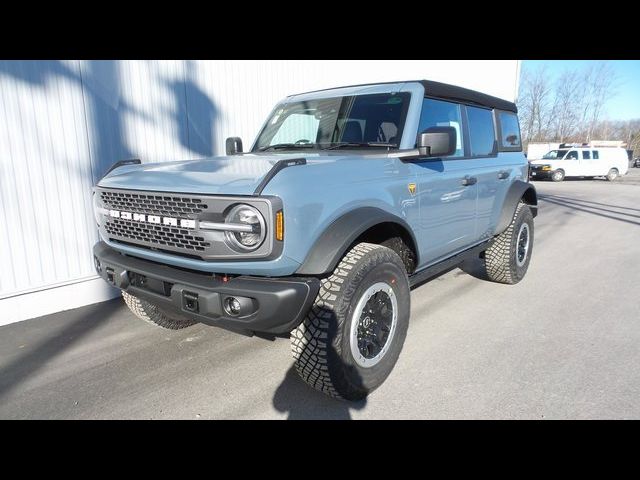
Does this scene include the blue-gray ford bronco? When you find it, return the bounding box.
[92,80,537,400]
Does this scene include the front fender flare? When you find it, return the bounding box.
[295,207,418,276]
[495,180,538,235]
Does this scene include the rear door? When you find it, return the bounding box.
[580,149,596,175]
[590,149,608,175]
[467,106,514,241]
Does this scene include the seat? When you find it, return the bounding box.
[341,120,363,143]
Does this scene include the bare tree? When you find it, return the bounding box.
[517,64,553,146]
[549,69,581,142]
[585,62,618,141]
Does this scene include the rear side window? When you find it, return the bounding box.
[418,98,464,157]
[593,150,599,159]
[582,150,591,160]
[497,111,521,150]
[466,106,496,156]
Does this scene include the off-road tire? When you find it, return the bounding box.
[551,169,565,182]
[290,243,410,401]
[122,291,196,330]
[483,202,534,285]
[606,168,619,181]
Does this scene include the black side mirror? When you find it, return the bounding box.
[416,126,456,157]
[226,137,243,155]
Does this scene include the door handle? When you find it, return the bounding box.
[460,176,477,186]
[498,170,510,180]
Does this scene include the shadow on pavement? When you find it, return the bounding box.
[272,365,367,419]
[539,196,640,227]
[0,299,122,401]
[541,194,640,213]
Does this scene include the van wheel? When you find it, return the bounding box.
[551,169,565,182]
[290,243,410,401]
[606,168,619,181]
[122,291,196,330]
[483,202,534,285]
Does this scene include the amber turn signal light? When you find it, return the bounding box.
[276,210,284,241]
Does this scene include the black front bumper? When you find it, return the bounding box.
[529,168,552,180]
[93,242,320,336]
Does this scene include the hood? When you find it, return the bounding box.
[97,154,306,195]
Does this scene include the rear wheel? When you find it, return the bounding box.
[606,168,619,181]
[122,291,196,330]
[551,169,565,182]
[290,243,410,401]
[483,202,534,285]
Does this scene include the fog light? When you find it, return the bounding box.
[224,297,242,316]
[94,256,102,274]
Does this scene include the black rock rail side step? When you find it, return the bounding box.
[409,240,492,288]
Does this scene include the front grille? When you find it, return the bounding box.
[105,217,210,252]
[100,190,208,217]
[96,187,278,261]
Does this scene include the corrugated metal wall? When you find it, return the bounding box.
[0,60,519,323]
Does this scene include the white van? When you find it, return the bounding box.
[529,146,629,182]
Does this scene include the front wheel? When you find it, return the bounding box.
[122,291,196,330]
[606,168,619,181]
[290,243,410,401]
[551,169,565,182]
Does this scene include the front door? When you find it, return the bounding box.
[562,150,580,176]
[410,97,478,267]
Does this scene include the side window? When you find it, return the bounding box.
[269,113,319,145]
[418,98,464,157]
[566,150,579,160]
[593,150,599,159]
[497,111,521,150]
[582,150,591,160]
[466,106,496,156]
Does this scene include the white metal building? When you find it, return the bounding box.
[0,60,521,325]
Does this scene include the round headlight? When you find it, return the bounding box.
[224,204,266,251]
[93,192,101,227]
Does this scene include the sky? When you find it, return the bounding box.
[521,60,640,121]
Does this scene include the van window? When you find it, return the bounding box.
[582,151,591,160]
[566,151,579,160]
[418,98,464,157]
[543,149,568,159]
[593,150,599,159]
[498,111,521,149]
[466,106,496,156]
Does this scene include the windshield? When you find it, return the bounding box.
[253,92,410,152]
[542,149,568,159]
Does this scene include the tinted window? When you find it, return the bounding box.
[498,111,521,149]
[253,92,410,151]
[593,150,599,159]
[418,98,464,157]
[582,150,591,160]
[467,106,496,156]
[566,151,578,160]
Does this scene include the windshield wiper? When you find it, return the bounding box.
[258,143,316,151]
[323,142,398,150]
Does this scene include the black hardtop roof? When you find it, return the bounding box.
[289,79,518,113]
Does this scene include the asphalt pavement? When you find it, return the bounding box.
[1,168,639,419]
